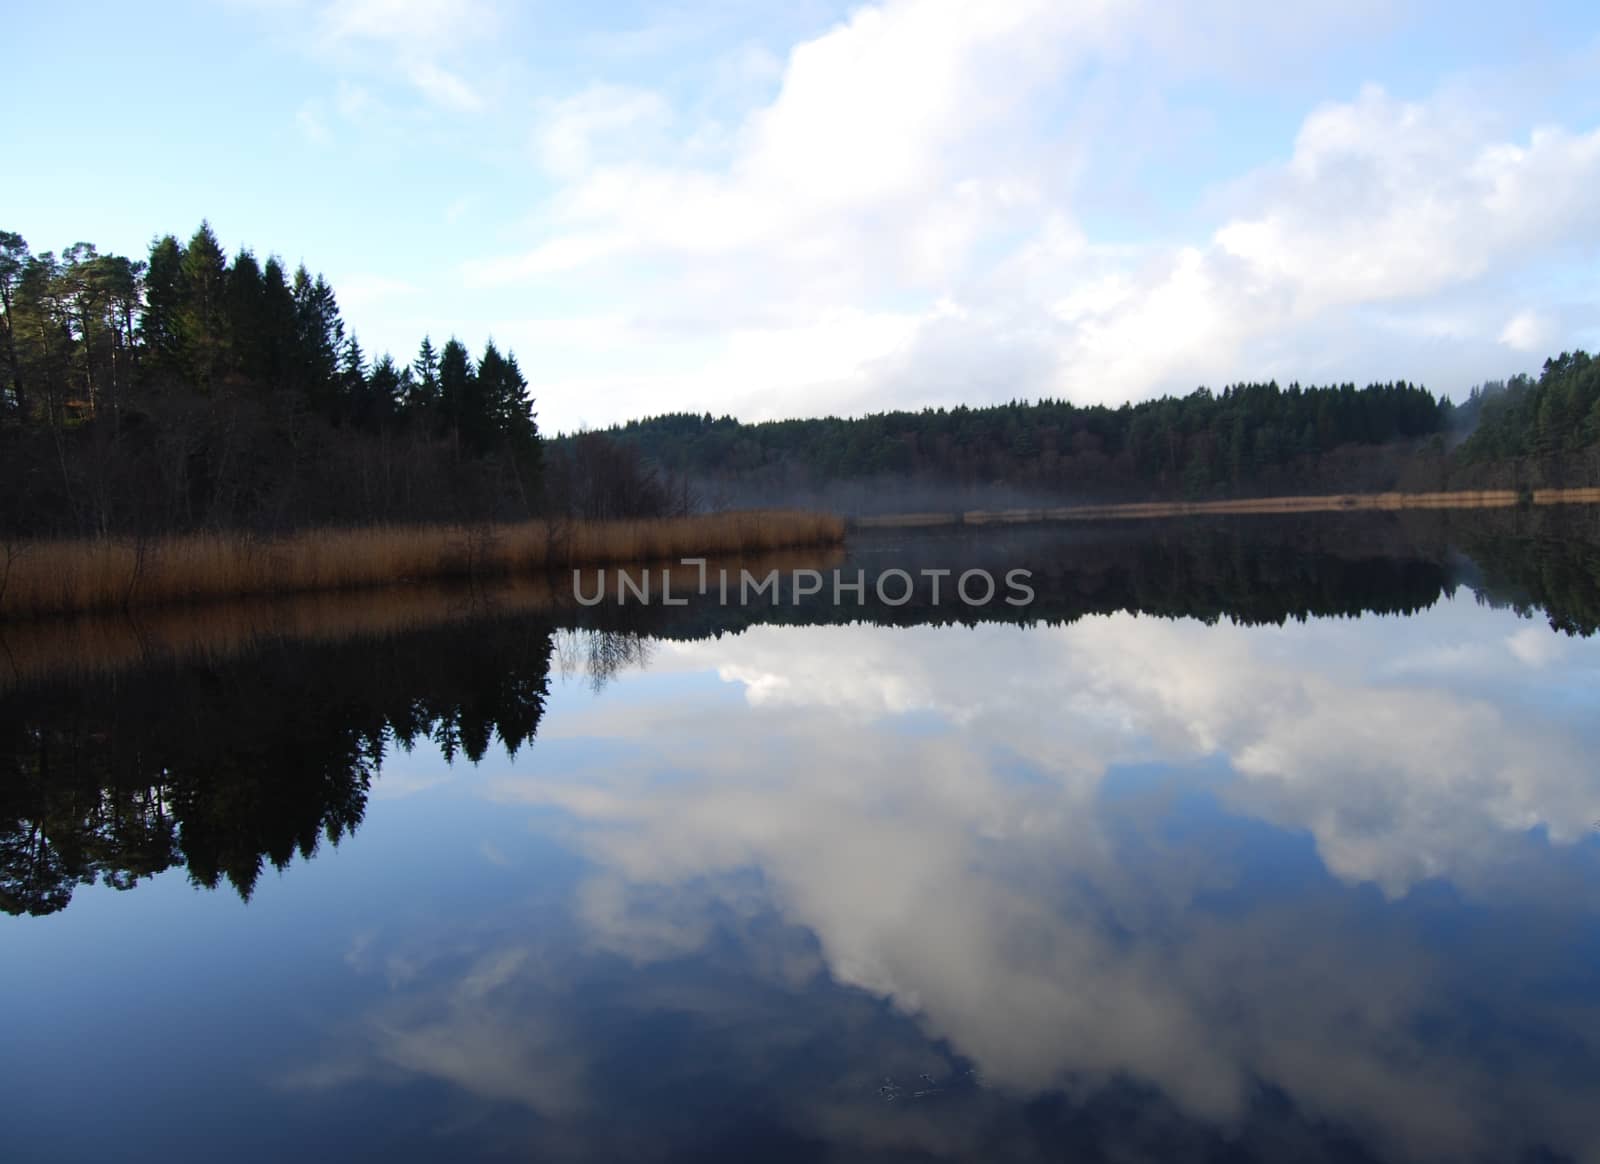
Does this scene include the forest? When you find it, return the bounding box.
[1455,350,1600,476]
[5,220,1598,537]
[0,222,562,537]
[605,354,1600,509]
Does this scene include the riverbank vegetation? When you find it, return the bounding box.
[0,510,844,619]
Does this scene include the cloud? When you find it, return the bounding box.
[305,0,499,111]
[1499,308,1556,352]
[295,100,333,146]
[404,59,484,113]
[455,1,1600,425]
[1213,88,1600,310]
[535,85,672,179]
[617,611,1600,898]
[317,0,499,54]
[467,2,1107,301]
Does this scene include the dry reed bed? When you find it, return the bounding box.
[854,488,1600,529]
[0,510,844,619]
[0,546,847,692]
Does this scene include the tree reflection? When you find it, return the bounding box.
[4,510,1599,917]
[0,617,555,915]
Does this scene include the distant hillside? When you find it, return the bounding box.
[597,354,1599,512]
[602,380,1455,510]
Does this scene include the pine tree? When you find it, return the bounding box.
[225,249,266,378]
[438,337,476,454]
[366,354,403,429]
[140,234,186,382]
[259,257,297,388]
[409,335,440,420]
[292,265,344,415]
[177,221,229,389]
[0,230,29,415]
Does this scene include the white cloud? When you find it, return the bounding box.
[317,0,499,54]
[455,1,1600,425]
[311,0,499,111]
[1506,624,1565,666]
[295,100,333,146]
[405,59,484,113]
[1214,88,1600,311]
[1499,308,1556,352]
[535,85,672,178]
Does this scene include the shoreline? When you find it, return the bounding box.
[0,511,844,620]
[0,547,846,692]
[852,487,1600,529]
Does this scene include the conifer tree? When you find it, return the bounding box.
[140,234,186,380]
[177,222,228,389]
[366,354,403,429]
[409,335,440,419]
[292,265,344,414]
[259,257,296,388]
[438,337,476,453]
[0,230,30,415]
[225,249,266,378]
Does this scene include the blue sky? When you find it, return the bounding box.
[9,0,1600,430]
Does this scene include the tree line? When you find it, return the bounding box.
[603,355,1600,507]
[5,218,1596,536]
[0,222,552,536]
[604,379,1457,504]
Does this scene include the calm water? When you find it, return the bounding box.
[4,514,1600,1163]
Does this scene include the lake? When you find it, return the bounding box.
[4,511,1600,1163]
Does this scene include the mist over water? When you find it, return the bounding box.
[3,512,1600,1164]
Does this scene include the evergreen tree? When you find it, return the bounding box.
[341,334,367,420]
[438,337,476,453]
[177,221,228,389]
[365,354,403,429]
[0,230,30,415]
[225,249,266,378]
[292,265,344,414]
[259,257,297,389]
[409,335,440,420]
[140,234,186,381]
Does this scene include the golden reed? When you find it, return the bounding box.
[0,510,845,619]
[854,487,1600,529]
[0,547,846,692]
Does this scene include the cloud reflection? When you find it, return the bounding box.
[489,604,1600,1160]
[297,603,1600,1161]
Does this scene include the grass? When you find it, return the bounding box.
[0,510,845,620]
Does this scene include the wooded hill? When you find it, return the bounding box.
[602,353,1600,509]
[0,223,542,537]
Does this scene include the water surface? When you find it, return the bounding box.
[4,513,1600,1163]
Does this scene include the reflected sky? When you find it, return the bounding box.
[5,595,1600,1163]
